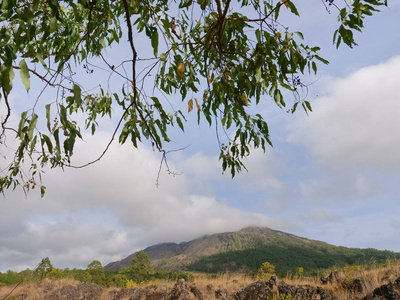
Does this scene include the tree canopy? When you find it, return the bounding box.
[0,0,387,195]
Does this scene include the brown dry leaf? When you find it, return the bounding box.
[281,0,289,8]
[188,99,193,112]
[242,92,248,106]
[194,98,201,111]
[178,62,185,77]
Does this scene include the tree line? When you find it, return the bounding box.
[0,251,192,288]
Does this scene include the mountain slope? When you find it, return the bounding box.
[104,227,400,275]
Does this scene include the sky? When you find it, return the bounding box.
[1,1,400,272]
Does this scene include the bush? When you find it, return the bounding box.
[258,262,276,281]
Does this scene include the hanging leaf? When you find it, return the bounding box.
[242,93,249,106]
[178,62,185,77]
[19,59,30,92]
[188,99,193,112]
[194,98,201,111]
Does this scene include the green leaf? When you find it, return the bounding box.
[176,116,184,131]
[18,111,27,138]
[42,134,53,154]
[304,101,312,112]
[274,89,285,108]
[292,102,299,114]
[179,0,193,8]
[19,59,30,91]
[1,66,15,94]
[119,124,130,144]
[30,135,37,155]
[41,186,46,198]
[287,1,299,16]
[27,114,38,141]
[45,104,51,131]
[160,53,167,62]
[73,84,82,107]
[35,53,52,74]
[99,37,106,49]
[59,105,68,126]
[151,29,159,57]
[315,55,329,65]
[294,31,304,40]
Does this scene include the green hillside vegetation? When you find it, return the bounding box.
[186,244,400,276]
[105,227,400,277]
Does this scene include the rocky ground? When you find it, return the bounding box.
[2,274,400,300]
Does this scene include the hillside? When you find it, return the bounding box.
[104,226,400,275]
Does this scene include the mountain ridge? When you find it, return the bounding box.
[104,226,400,274]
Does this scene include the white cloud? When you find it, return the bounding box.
[287,55,400,172]
[0,132,286,272]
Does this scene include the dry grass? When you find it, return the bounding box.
[283,259,400,299]
[1,260,400,300]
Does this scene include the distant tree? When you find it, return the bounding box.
[34,257,53,279]
[72,268,91,283]
[108,274,128,288]
[118,250,155,283]
[19,268,34,282]
[0,270,22,285]
[258,261,276,281]
[47,267,67,279]
[0,0,388,195]
[86,260,106,286]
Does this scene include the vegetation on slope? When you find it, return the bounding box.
[105,227,400,276]
[186,244,400,276]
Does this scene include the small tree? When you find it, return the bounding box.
[130,250,154,283]
[86,260,106,286]
[297,267,304,279]
[258,261,276,281]
[34,257,53,280]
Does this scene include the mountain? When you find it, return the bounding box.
[104,226,400,275]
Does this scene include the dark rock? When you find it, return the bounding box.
[233,277,336,300]
[167,279,191,300]
[190,284,204,300]
[42,283,103,300]
[363,277,400,300]
[130,285,167,300]
[233,280,273,300]
[215,288,228,299]
[109,288,136,300]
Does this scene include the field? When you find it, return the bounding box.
[1,259,400,299]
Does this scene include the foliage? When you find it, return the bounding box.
[0,270,22,286]
[186,244,400,276]
[86,260,106,286]
[46,268,67,279]
[0,0,388,194]
[297,267,304,279]
[118,250,155,283]
[0,254,193,288]
[107,274,128,288]
[258,261,275,281]
[34,257,53,279]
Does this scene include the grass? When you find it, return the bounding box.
[1,259,400,300]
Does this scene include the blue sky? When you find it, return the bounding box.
[1,1,400,272]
